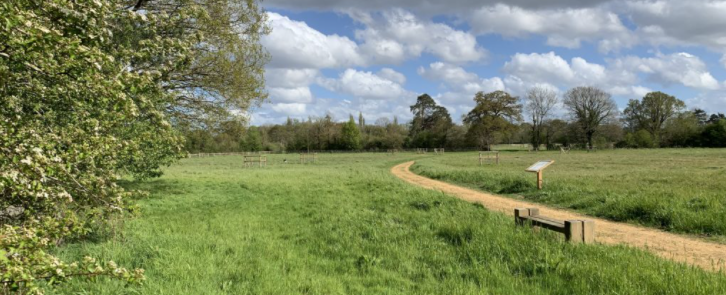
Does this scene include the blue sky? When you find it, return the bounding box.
[250,0,726,125]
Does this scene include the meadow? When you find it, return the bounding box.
[51,153,726,294]
[411,149,726,239]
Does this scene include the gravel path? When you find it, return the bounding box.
[391,161,726,272]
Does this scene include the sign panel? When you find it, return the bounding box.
[526,160,554,172]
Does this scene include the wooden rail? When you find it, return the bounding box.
[299,153,317,164]
[243,155,267,168]
[479,151,499,165]
[515,208,594,244]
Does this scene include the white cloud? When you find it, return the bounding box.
[468,4,634,51]
[353,9,487,64]
[266,1,726,56]
[500,51,721,95]
[502,52,621,88]
[266,68,318,88]
[625,1,726,51]
[377,68,407,84]
[418,62,479,85]
[263,12,365,69]
[318,69,412,100]
[612,52,721,90]
[267,87,313,103]
[265,0,611,14]
[685,95,726,114]
[270,103,307,116]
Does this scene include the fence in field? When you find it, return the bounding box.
[188,144,627,156]
[188,152,270,158]
[243,155,267,168]
[299,153,317,164]
[514,208,595,244]
[479,151,500,165]
[433,148,445,155]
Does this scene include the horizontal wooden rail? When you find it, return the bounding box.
[515,208,594,244]
[479,151,499,165]
[299,153,317,164]
[243,155,267,168]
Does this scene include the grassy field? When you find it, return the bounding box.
[411,149,726,239]
[50,153,726,294]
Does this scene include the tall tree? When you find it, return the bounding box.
[693,109,709,125]
[708,113,726,124]
[563,86,618,149]
[662,111,701,147]
[525,86,558,151]
[121,0,270,127]
[701,118,726,147]
[245,126,263,151]
[623,91,685,145]
[358,112,366,130]
[340,116,362,150]
[409,94,452,148]
[463,91,522,150]
[0,0,226,290]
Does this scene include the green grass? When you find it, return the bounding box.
[411,149,726,239]
[50,153,726,294]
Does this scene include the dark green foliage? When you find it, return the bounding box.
[340,116,362,150]
[409,94,453,148]
[464,91,523,150]
[623,91,685,146]
[700,119,726,147]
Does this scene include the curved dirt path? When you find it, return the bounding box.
[392,161,726,272]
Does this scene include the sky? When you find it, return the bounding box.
[249,0,726,125]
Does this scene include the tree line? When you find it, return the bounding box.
[185,86,726,153]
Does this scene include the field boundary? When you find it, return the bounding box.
[391,161,726,272]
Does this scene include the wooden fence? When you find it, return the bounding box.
[299,153,317,164]
[243,155,267,168]
[479,151,500,165]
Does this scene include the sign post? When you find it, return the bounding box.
[525,160,555,190]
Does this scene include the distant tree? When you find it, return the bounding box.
[340,116,362,150]
[245,126,263,151]
[707,113,726,124]
[623,91,685,145]
[525,86,558,150]
[463,91,522,150]
[543,119,569,148]
[633,129,655,148]
[700,119,726,147]
[358,112,366,130]
[385,119,406,149]
[662,111,701,147]
[375,117,391,127]
[693,109,709,125]
[563,86,618,149]
[409,94,452,147]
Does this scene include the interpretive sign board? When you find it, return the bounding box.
[526,160,554,172]
[525,160,555,189]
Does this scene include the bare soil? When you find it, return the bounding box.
[392,161,726,272]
